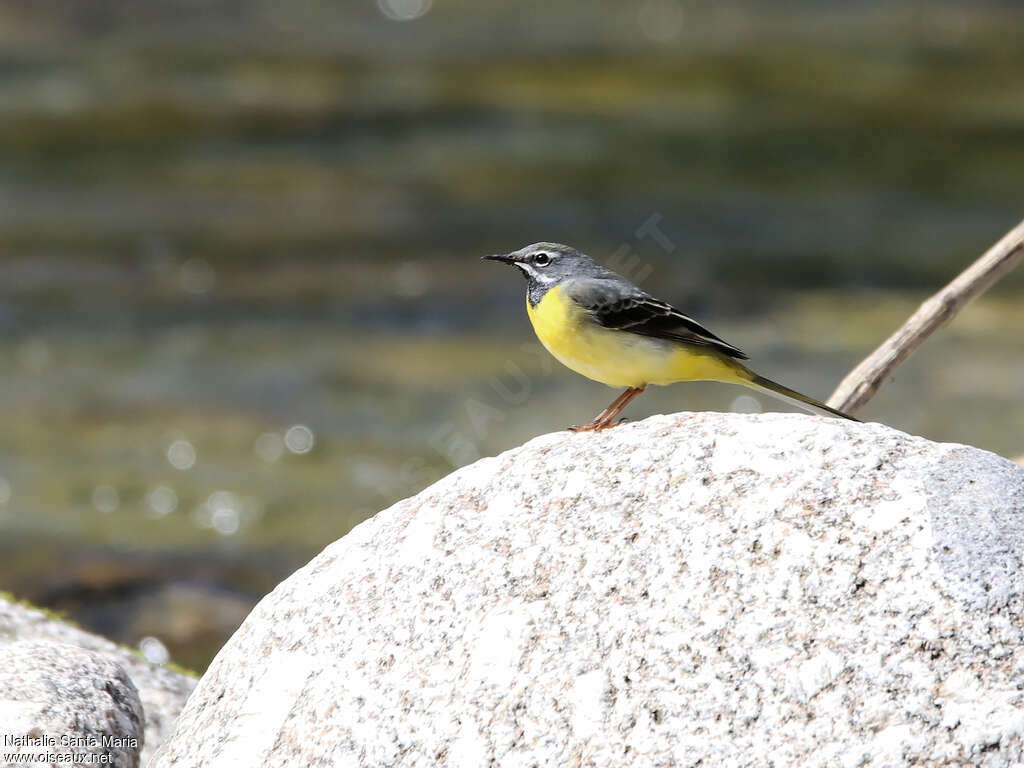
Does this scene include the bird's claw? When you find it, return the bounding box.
[568,418,628,433]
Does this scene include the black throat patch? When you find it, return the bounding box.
[526,277,553,308]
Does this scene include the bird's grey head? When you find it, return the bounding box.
[482,242,611,303]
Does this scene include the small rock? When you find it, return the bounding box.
[0,641,144,767]
[0,596,196,765]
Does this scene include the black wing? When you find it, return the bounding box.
[566,278,748,360]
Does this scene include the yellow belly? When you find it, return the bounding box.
[526,284,742,388]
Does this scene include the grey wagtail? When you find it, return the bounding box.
[484,242,857,431]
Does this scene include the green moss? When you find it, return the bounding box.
[163,660,200,679]
[0,590,77,626]
[117,643,200,680]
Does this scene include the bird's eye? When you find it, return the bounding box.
[534,252,551,266]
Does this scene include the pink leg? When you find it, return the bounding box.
[569,386,646,432]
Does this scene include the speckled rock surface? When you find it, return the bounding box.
[0,597,196,766]
[154,413,1024,768]
[0,641,144,767]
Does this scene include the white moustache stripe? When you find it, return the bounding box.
[516,264,555,283]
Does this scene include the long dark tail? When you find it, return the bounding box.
[744,372,859,422]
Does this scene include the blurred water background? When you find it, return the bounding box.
[1,0,1023,670]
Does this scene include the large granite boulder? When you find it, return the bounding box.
[154,413,1024,767]
[0,596,195,766]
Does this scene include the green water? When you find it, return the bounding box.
[1,1,1023,669]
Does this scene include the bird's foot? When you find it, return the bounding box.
[592,418,629,431]
[568,417,627,432]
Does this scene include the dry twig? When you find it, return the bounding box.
[827,218,1024,415]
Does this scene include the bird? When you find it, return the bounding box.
[483,242,857,431]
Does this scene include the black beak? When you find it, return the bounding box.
[482,252,515,264]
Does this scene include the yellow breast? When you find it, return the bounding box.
[526,283,741,388]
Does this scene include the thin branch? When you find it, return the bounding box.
[827,218,1024,415]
